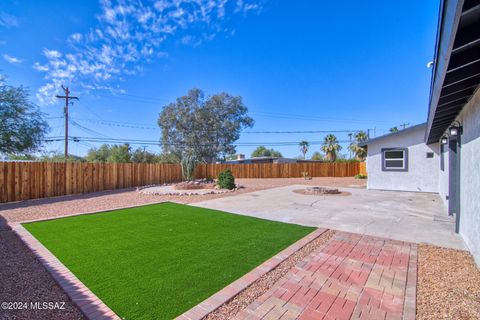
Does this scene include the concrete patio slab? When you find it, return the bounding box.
[192,185,466,250]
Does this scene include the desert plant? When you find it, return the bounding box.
[301,171,312,180]
[217,169,235,190]
[181,153,198,181]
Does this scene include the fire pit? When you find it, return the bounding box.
[293,186,351,196]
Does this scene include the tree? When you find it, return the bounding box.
[390,127,399,133]
[348,131,368,161]
[251,146,283,158]
[86,144,111,162]
[107,144,131,163]
[131,147,158,163]
[299,140,309,159]
[39,151,84,162]
[310,152,323,161]
[86,144,132,163]
[156,152,181,164]
[321,134,342,162]
[158,88,254,163]
[0,76,49,155]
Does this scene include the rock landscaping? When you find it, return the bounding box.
[137,179,242,196]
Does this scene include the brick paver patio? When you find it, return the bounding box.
[233,231,417,320]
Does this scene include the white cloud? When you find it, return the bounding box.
[33,62,49,71]
[69,33,83,43]
[34,0,265,105]
[43,49,62,59]
[2,53,22,64]
[0,12,19,28]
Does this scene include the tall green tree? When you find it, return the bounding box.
[321,134,342,162]
[107,144,131,163]
[348,131,368,161]
[299,140,309,159]
[86,144,112,162]
[0,76,49,155]
[131,147,158,163]
[86,144,132,163]
[251,146,283,158]
[158,88,254,163]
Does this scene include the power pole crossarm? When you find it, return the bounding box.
[56,86,79,161]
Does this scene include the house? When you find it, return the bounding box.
[360,123,439,193]
[361,0,480,266]
[225,154,298,164]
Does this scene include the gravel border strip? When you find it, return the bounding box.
[205,229,336,320]
[404,243,418,320]
[176,228,331,320]
[9,223,120,320]
[16,201,169,224]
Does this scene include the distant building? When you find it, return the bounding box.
[225,154,298,164]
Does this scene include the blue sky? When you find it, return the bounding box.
[0,0,440,158]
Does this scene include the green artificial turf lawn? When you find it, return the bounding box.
[23,202,314,319]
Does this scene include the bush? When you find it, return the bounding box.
[355,174,367,179]
[218,169,235,190]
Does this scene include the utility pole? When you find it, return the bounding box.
[400,122,410,130]
[56,86,79,161]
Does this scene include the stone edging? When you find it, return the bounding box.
[404,243,418,320]
[175,228,328,320]
[10,223,120,320]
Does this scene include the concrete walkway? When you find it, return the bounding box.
[234,231,417,320]
[192,185,465,250]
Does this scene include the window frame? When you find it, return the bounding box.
[381,148,408,172]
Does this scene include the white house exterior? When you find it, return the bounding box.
[364,124,439,193]
[362,0,480,266]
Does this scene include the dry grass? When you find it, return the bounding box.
[417,244,480,320]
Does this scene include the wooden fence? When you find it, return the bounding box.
[0,161,364,203]
[194,162,361,179]
[359,162,367,176]
[0,162,182,204]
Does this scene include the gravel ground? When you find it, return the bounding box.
[417,244,480,320]
[0,177,365,223]
[205,230,336,320]
[0,220,85,320]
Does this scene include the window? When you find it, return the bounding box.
[426,152,434,158]
[382,148,408,171]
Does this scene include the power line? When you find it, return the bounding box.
[44,136,353,147]
[71,117,370,134]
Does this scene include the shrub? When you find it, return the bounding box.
[355,174,367,179]
[218,169,235,190]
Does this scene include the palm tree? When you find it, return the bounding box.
[299,140,309,159]
[348,131,368,161]
[321,134,342,162]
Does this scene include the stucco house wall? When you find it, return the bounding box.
[456,88,480,266]
[438,141,449,206]
[366,124,439,192]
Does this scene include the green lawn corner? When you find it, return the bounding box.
[23,202,315,319]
